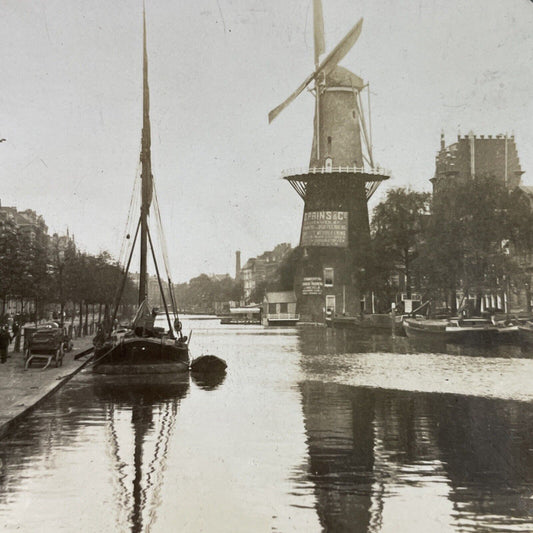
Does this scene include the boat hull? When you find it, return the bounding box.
[93,337,189,375]
[517,325,533,344]
[267,319,299,326]
[403,318,499,344]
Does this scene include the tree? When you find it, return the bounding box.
[370,188,431,304]
[422,175,530,313]
[0,217,20,316]
[276,248,301,292]
[249,280,268,304]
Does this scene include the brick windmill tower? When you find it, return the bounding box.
[269,0,390,322]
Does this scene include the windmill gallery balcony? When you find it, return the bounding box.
[282,165,391,178]
[282,165,391,201]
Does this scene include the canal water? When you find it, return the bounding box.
[1,318,533,532]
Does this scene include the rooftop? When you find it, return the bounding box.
[264,291,297,304]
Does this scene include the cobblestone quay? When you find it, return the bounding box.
[0,336,94,439]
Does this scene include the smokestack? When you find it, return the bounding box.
[235,250,241,281]
[440,130,445,151]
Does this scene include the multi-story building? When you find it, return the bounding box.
[0,204,48,242]
[241,243,292,301]
[429,133,530,313]
[0,202,49,316]
[431,132,524,193]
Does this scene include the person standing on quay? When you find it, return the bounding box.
[0,326,11,363]
[12,320,21,352]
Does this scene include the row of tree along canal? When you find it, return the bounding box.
[369,177,533,314]
[0,225,137,323]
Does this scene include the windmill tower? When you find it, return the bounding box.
[269,0,390,322]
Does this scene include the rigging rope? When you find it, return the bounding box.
[118,144,143,269]
[152,184,181,322]
[152,185,172,284]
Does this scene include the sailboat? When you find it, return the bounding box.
[92,9,190,375]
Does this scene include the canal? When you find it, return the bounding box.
[1,317,532,532]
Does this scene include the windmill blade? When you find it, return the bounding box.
[313,0,325,66]
[268,71,316,123]
[317,17,363,77]
[268,17,363,123]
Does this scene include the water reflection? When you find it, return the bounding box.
[92,377,189,533]
[300,325,533,359]
[298,381,533,532]
[1,319,533,532]
[0,378,95,508]
[191,371,227,391]
[297,327,533,402]
[0,374,189,533]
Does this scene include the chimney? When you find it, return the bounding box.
[440,131,445,150]
[235,250,241,281]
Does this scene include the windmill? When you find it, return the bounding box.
[269,0,390,321]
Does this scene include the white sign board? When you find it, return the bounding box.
[300,211,348,247]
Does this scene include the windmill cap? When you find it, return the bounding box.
[325,66,365,90]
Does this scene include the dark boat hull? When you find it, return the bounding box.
[517,325,533,345]
[93,337,189,375]
[403,319,499,345]
[266,319,299,326]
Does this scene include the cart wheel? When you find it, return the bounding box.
[55,348,60,367]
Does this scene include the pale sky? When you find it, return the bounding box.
[1,0,532,282]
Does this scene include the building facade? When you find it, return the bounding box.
[241,243,292,301]
[429,133,530,314]
[431,132,524,193]
[0,202,50,317]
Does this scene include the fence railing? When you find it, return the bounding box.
[282,166,391,178]
[266,313,300,320]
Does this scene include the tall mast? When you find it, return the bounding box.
[139,5,152,305]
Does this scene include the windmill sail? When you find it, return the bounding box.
[313,0,326,66]
[268,72,316,124]
[314,17,363,78]
[268,17,363,123]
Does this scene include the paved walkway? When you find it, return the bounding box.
[0,336,94,439]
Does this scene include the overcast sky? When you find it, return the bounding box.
[1,0,532,282]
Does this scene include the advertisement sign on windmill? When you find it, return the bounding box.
[270,0,391,322]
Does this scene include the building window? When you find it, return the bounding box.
[325,157,333,172]
[324,267,334,287]
[327,136,332,153]
[279,303,288,313]
[268,303,277,314]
